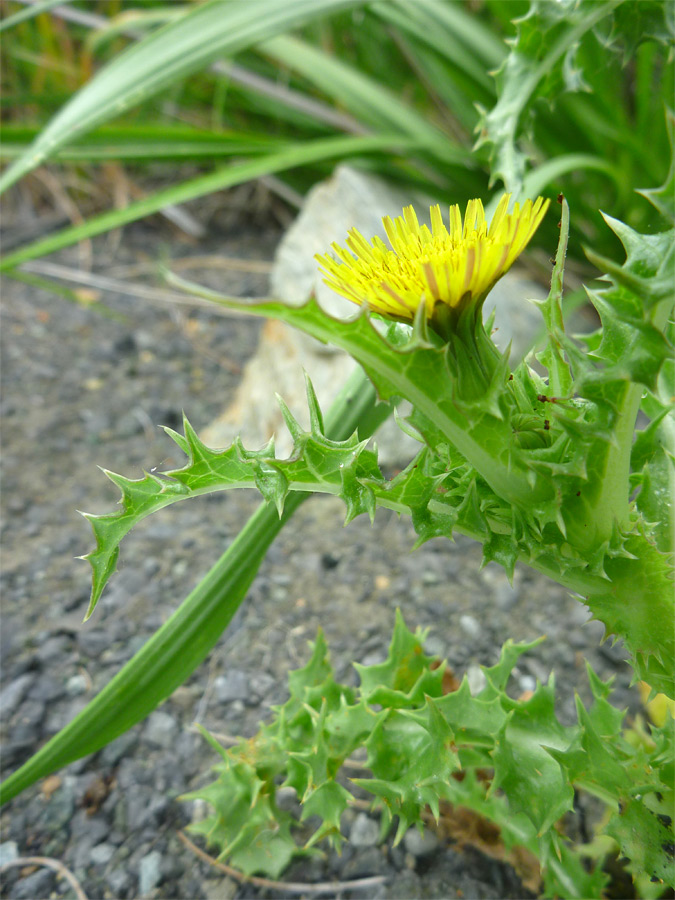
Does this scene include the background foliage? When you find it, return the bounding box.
[1,0,673,274]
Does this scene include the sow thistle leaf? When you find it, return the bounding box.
[81,391,385,618]
[189,613,673,890]
[492,679,576,836]
[354,608,437,700]
[638,108,675,224]
[474,0,620,190]
[607,798,675,889]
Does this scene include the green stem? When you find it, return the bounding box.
[584,298,674,543]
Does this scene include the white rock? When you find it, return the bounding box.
[350,812,380,847]
[139,850,162,896]
[466,664,487,696]
[0,841,18,866]
[403,825,439,857]
[459,614,481,639]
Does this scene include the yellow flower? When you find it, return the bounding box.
[316,194,550,327]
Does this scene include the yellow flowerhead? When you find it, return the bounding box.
[316,194,549,330]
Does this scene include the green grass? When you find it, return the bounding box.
[1,0,672,271]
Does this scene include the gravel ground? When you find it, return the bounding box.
[0,210,639,900]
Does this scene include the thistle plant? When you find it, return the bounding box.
[2,181,674,897]
[1,2,673,895]
[168,190,672,895]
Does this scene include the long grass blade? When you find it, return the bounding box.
[258,35,470,165]
[0,124,285,162]
[0,0,368,194]
[0,134,411,271]
[372,0,503,90]
[0,0,73,33]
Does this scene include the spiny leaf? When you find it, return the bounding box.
[81,393,385,618]
[190,613,664,893]
[638,108,675,223]
[474,0,621,191]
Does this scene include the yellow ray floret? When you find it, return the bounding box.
[316,194,550,322]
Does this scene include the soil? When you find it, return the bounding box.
[0,201,639,900]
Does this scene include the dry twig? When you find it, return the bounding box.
[178,830,388,895]
[0,856,88,900]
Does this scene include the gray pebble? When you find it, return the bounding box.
[139,849,162,895]
[250,671,276,700]
[403,826,439,857]
[200,875,239,900]
[214,670,248,703]
[66,673,89,696]
[106,868,132,896]
[90,842,115,866]
[349,812,380,848]
[144,710,178,749]
[11,699,45,743]
[517,673,537,693]
[27,675,64,703]
[70,811,109,845]
[466,664,487,696]
[423,635,445,658]
[11,867,55,899]
[494,581,520,610]
[35,634,72,664]
[42,782,75,831]
[341,845,391,879]
[0,674,34,718]
[0,841,18,865]
[99,730,137,766]
[459,614,481,639]
[76,629,111,658]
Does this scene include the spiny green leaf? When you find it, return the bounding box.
[81,393,385,618]
[492,678,576,835]
[354,609,435,699]
[474,0,621,191]
[638,108,675,223]
[189,613,672,890]
[607,797,675,888]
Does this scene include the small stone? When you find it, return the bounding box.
[170,686,197,711]
[43,782,75,831]
[144,710,178,749]
[70,811,109,845]
[12,867,55,899]
[0,674,34,718]
[35,634,72,664]
[66,673,89,697]
[0,841,18,865]
[200,876,238,900]
[99,730,137,766]
[90,842,116,866]
[518,674,537,694]
[76,629,111,658]
[106,868,132,896]
[28,676,64,703]
[403,826,439,857]
[466,664,487,696]
[423,635,445,658]
[250,672,275,700]
[214,670,249,703]
[139,850,162,896]
[422,570,440,585]
[349,812,380,848]
[459,615,481,639]
[341,845,391,879]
